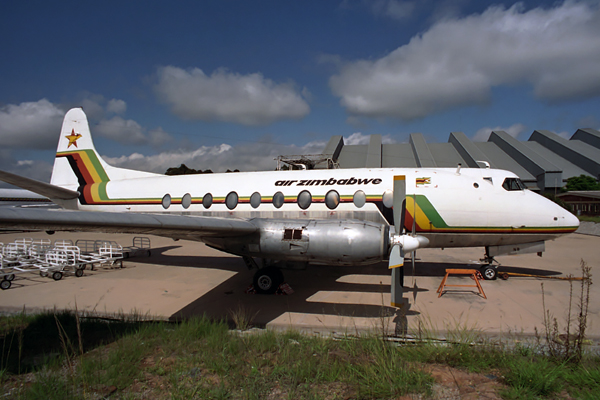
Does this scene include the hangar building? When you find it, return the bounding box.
[284,128,600,193]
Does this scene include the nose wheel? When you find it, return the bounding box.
[480,265,498,280]
[480,248,500,280]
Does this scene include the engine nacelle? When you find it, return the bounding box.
[202,218,389,266]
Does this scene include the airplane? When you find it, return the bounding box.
[0,108,580,304]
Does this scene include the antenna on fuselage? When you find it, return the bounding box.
[455,163,462,175]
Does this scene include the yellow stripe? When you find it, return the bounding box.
[405,196,431,228]
[79,151,103,183]
[394,175,405,181]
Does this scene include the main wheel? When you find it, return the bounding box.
[481,265,497,280]
[52,271,63,281]
[75,268,84,278]
[0,280,11,290]
[253,267,284,294]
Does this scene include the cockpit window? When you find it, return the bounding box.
[502,178,526,191]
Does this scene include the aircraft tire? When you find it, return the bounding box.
[253,267,284,294]
[0,280,11,290]
[481,265,497,280]
[5,274,15,282]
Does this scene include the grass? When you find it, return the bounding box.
[0,311,599,399]
[579,215,600,223]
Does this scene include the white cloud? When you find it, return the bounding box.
[154,66,310,125]
[103,139,328,174]
[94,116,176,147]
[94,117,147,145]
[0,97,173,150]
[0,99,65,149]
[344,132,396,145]
[106,99,127,114]
[330,1,600,121]
[473,123,526,142]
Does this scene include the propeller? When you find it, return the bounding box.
[389,175,429,307]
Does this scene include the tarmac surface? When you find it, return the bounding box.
[0,230,598,341]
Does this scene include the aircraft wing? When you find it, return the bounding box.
[0,207,257,240]
[0,170,78,200]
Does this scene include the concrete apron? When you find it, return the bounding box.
[0,231,597,342]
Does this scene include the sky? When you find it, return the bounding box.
[1,0,600,185]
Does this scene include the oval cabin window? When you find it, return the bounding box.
[202,193,213,209]
[382,190,393,208]
[250,192,261,209]
[325,190,340,210]
[297,190,312,210]
[353,190,366,208]
[225,191,238,210]
[273,192,285,209]
[181,193,191,209]
[162,194,171,209]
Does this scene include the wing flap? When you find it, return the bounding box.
[0,208,257,238]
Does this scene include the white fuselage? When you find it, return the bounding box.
[62,165,578,248]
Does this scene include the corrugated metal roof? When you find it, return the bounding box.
[474,142,534,180]
[427,143,464,167]
[522,141,589,179]
[381,143,416,167]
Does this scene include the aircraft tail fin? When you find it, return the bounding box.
[50,108,158,191]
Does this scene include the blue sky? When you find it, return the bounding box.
[1,0,599,183]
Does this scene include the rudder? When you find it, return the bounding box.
[50,108,158,191]
[50,108,108,189]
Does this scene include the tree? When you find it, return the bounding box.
[564,175,600,191]
[165,164,201,175]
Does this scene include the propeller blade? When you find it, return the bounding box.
[388,244,404,269]
[393,175,406,234]
[411,194,416,235]
[390,175,406,307]
[391,267,404,307]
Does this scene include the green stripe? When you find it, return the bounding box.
[415,195,448,228]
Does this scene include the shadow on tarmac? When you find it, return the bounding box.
[128,246,563,332]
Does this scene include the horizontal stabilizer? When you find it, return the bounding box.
[0,208,257,239]
[0,170,78,201]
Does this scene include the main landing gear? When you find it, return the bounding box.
[253,266,284,295]
[242,256,286,295]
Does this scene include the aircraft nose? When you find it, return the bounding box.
[556,206,580,230]
[563,209,580,228]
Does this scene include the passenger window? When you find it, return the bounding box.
[202,193,213,209]
[181,193,191,209]
[297,190,312,210]
[325,190,340,210]
[225,191,238,210]
[162,194,171,209]
[250,192,261,208]
[382,190,393,208]
[353,190,366,208]
[273,192,284,208]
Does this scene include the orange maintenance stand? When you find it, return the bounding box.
[437,269,487,299]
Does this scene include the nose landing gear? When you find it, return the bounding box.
[480,248,500,280]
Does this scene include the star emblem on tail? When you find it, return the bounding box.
[65,129,82,148]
